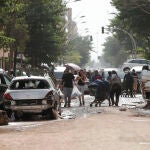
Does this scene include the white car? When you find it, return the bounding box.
[121,59,150,70]
[3,75,61,120]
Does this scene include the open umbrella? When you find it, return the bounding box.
[64,63,81,71]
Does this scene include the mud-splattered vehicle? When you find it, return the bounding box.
[3,75,62,120]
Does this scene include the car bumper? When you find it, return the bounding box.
[5,104,52,113]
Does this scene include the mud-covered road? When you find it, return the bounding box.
[0,94,150,130]
[0,94,150,150]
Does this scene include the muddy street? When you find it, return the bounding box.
[0,95,150,150]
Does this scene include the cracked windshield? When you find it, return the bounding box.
[0,0,150,150]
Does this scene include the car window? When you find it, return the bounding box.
[46,77,55,88]
[10,79,50,90]
[128,60,136,63]
[133,60,140,63]
[0,74,6,84]
[140,60,147,64]
[3,75,11,85]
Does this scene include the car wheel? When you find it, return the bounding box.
[14,112,23,121]
[44,108,57,120]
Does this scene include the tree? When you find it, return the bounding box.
[110,0,150,108]
[0,0,29,73]
[64,35,91,67]
[110,0,150,58]
[25,0,66,67]
[102,36,128,67]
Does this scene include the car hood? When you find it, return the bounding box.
[6,88,54,100]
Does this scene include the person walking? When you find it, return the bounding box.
[123,71,134,97]
[110,70,122,106]
[61,67,75,107]
[107,71,112,83]
[131,69,138,97]
[76,69,86,106]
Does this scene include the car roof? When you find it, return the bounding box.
[131,66,143,72]
[0,68,5,73]
[126,58,147,62]
[103,68,119,72]
[12,75,47,81]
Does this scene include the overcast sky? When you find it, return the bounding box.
[67,0,117,61]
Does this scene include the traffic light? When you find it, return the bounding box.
[102,26,104,34]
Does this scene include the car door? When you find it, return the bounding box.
[0,74,11,105]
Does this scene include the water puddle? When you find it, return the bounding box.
[61,110,76,119]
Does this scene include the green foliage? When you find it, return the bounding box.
[102,36,128,67]
[0,32,15,48]
[110,0,150,59]
[65,36,91,67]
[25,0,66,66]
[0,0,28,51]
[0,0,91,69]
[65,51,81,64]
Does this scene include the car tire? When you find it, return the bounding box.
[43,108,56,120]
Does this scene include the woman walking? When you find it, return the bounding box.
[76,70,86,106]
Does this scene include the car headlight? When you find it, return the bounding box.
[42,100,47,105]
[11,101,16,106]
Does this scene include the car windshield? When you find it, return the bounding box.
[10,79,50,90]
